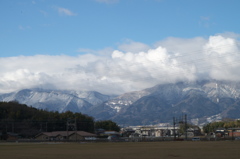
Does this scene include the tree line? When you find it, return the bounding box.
[0,101,120,138]
[203,119,240,133]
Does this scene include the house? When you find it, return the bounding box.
[68,131,97,141]
[132,126,179,137]
[101,131,120,138]
[121,125,180,138]
[0,132,19,141]
[215,128,228,137]
[187,127,202,137]
[35,131,96,141]
[35,131,66,141]
[95,129,120,137]
[6,132,19,141]
[95,129,105,136]
[120,128,135,137]
[228,128,240,137]
[96,130,121,140]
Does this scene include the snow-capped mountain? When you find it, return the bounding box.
[0,88,113,113]
[87,80,240,125]
[1,80,240,126]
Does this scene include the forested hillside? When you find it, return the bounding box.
[0,101,94,137]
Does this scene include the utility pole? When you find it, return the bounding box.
[40,123,42,132]
[75,117,77,142]
[173,117,176,140]
[12,122,14,133]
[66,118,77,141]
[66,119,69,141]
[185,114,188,141]
[231,129,234,141]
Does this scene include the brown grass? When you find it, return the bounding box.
[0,141,240,159]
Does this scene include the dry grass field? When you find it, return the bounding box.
[0,141,240,159]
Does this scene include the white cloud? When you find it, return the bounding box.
[57,7,77,16]
[154,37,207,54]
[216,32,240,39]
[78,40,151,56]
[78,47,114,56]
[1,33,240,95]
[203,35,240,81]
[117,40,151,53]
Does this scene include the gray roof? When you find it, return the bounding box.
[36,131,96,138]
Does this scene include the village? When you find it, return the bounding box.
[2,123,240,142]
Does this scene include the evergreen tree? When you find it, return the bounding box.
[95,120,120,132]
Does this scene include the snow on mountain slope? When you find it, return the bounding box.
[1,80,240,126]
[0,88,112,113]
[88,80,240,125]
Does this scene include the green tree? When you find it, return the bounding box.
[203,120,240,134]
[0,101,95,137]
[95,120,120,132]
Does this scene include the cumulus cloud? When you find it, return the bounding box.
[203,35,240,81]
[78,47,114,56]
[1,34,240,94]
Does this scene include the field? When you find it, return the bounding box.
[0,141,240,159]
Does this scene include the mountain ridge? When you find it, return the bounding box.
[1,80,240,126]
[87,80,240,125]
[0,89,113,113]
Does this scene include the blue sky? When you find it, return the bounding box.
[1,0,239,57]
[1,0,240,94]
